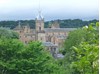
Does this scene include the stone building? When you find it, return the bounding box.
[14,11,76,58]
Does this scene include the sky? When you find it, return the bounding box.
[0,0,99,21]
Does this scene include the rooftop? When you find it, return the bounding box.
[44,28,77,32]
[42,42,57,47]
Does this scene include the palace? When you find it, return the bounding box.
[14,11,76,58]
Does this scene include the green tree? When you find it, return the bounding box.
[17,41,59,74]
[0,28,66,74]
[0,19,98,29]
[63,22,99,74]
[0,38,24,74]
[0,38,64,74]
[63,28,86,55]
[0,28,19,39]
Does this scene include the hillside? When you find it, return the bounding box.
[0,19,98,29]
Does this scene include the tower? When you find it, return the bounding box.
[35,1,45,42]
[35,0,44,32]
[23,23,30,33]
[35,10,44,33]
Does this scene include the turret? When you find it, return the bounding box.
[51,20,60,29]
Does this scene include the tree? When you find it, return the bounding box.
[0,38,24,74]
[62,27,87,55]
[63,22,99,74]
[0,28,19,39]
[0,38,64,74]
[16,41,59,74]
[0,19,98,29]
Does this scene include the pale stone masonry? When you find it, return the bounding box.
[14,11,76,58]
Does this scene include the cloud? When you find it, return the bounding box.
[0,0,99,21]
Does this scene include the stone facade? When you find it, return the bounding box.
[14,11,76,58]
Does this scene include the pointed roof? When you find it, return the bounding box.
[14,21,22,30]
[36,10,44,20]
[36,0,43,20]
[18,21,21,28]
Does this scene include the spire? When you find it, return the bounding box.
[18,21,21,28]
[15,21,21,30]
[36,0,44,20]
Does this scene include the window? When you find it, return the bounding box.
[39,27,41,31]
[41,37,42,40]
[25,41,27,44]
[20,31,21,33]
[54,48,56,51]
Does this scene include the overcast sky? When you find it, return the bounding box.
[0,0,99,21]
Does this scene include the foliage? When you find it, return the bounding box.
[0,37,64,74]
[0,21,99,74]
[63,22,99,74]
[0,20,35,29]
[45,19,98,28]
[0,28,19,39]
[0,19,98,29]
[0,24,67,74]
[62,28,86,55]
[0,38,24,74]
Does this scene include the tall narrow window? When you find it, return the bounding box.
[41,37,42,40]
[39,27,41,31]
